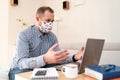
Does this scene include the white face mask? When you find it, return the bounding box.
[39,21,53,33]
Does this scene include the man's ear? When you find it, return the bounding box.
[36,15,40,21]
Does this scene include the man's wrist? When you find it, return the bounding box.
[72,54,78,62]
[43,54,48,64]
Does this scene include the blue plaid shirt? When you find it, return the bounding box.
[10,25,74,69]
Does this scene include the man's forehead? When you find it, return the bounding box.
[44,10,54,15]
[43,11,54,20]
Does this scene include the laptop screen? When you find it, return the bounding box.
[78,38,105,74]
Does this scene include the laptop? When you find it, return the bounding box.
[54,38,105,74]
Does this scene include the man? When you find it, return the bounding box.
[8,6,84,80]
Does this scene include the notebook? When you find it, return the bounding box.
[31,68,59,80]
[54,38,105,74]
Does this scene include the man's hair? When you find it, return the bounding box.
[36,6,54,15]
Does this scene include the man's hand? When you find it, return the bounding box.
[74,47,84,60]
[43,43,69,64]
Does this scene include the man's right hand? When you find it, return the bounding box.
[43,43,69,64]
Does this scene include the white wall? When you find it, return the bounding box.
[0,0,9,66]
[44,0,120,44]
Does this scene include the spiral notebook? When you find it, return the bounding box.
[31,68,59,80]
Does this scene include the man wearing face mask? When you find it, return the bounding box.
[8,6,84,80]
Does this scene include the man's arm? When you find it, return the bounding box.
[16,32,46,69]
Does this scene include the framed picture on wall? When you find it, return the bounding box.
[10,0,18,6]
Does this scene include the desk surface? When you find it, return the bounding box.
[15,71,120,80]
[15,71,87,80]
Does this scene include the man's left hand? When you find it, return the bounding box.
[74,47,84,60]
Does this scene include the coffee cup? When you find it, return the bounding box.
[61,63,78,78]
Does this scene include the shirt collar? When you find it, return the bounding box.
[32,25,43,38]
